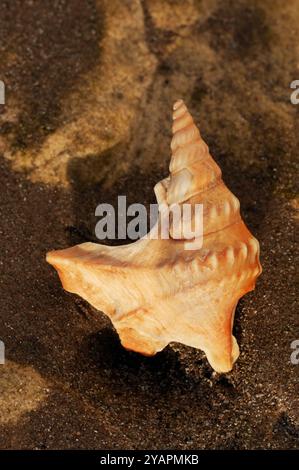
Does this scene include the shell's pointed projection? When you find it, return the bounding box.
[46,100,262,373]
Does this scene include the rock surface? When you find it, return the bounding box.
[0,0,298,449]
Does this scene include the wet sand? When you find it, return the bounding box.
[0,0,298,449]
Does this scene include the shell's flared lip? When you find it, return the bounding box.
[46,251,57,266]
[46,249,72,267]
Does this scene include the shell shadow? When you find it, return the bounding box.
[68,325,226,410]
[66,149,162,247]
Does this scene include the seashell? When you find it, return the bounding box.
[46,100,262,373]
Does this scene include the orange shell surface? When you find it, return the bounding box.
[47,100,262,373]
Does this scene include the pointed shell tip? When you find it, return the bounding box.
[173,99,184,110]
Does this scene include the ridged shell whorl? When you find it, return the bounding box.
[165,99,241,240]
[167,100,220,207]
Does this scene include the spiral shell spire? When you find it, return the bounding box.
[167,100,220,206]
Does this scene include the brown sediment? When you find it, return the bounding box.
[0,0,298,450]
